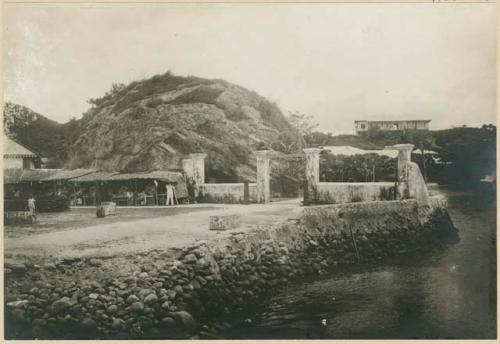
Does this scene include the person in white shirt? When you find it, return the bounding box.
[27,195,36,220]
[165,184,177,206]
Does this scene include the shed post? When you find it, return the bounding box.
[133,179,138,206]
[154,180,158,206]
[94,181,98,205]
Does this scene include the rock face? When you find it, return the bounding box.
[66,72,293,181]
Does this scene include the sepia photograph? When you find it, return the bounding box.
[2,2,497,340]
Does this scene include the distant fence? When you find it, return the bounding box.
[199,183,257,203]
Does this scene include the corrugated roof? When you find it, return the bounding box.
[68,171,120,182]
[321,146,398,158]
[3,136,38,157]
[41,169,96,181]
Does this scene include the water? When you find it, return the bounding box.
[224,187,497,339]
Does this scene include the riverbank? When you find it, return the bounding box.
[5,196,457,339]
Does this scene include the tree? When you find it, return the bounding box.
[482,123,496,131]
[287,111,318,137]
[405,130,436,182]
[269,130,305,154]
[432,126,496,186]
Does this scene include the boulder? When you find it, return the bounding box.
[143,293,158,305]
[51,297,72,313]
[126,294,139,304]
[81,317,97,328]
[130,302,144,312]
[161,317,176,326]
[171,311,198,333]
[107,305,118,314]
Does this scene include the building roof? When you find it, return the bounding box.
[41,169,96,181]
[3,136,39,157]
[68,171,120,182]
[103,170,184,183]
[320,146,399,158]
[4,169,60,184]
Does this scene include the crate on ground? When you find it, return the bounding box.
[209,214,241,231]
[96,202,117,218]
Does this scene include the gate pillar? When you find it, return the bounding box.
[393,144,414,200]
[255,150,272,203]
[188,153,206,198]
[303,148,322,203]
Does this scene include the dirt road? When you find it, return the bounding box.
[4,200,302,259]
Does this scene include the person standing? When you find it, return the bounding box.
[166,184,177,206]
[27,195,36,221]
[126,191,133,206]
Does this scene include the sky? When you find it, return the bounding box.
[3,3,497,135]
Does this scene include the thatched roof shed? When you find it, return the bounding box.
[4,169,59,184]
[41,169,96,181]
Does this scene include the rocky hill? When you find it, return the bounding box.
[66,72,294,181]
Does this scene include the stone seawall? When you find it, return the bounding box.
[5,196,457,339]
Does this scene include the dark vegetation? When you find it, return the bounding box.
[4,103,69,168]
[319,153,396,182]
[431,125,496,186]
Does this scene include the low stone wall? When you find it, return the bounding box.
[200,183,256,203]
[5,196,457,339]
[313,182,395,204]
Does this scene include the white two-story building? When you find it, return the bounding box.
[355,120,431,135]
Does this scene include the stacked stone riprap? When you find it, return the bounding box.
[4,196,457,339]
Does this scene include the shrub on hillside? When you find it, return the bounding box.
[169,85,224,105]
